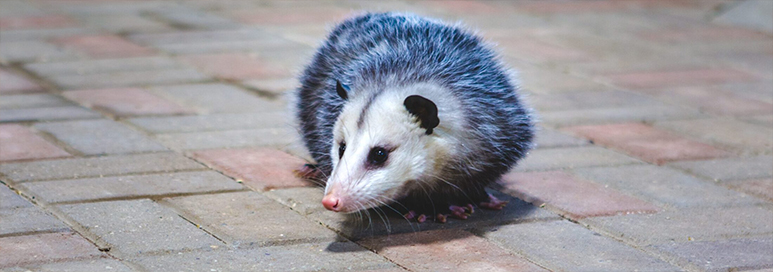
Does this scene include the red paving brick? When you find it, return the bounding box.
[604,68,758,89]
[0,232,106,268]
[641,26,772,43]
[727,178,773,202]
[421,1,504,14]
[62,88,193,116]
[180,53,291,80]
[501,171,659,219]
[499,38,594,63]
[53,35,155,58]
[359,229,547,272]
[190,148,315,191]
[0,15,77,30]
[565,123,730,164]
[0,124,71,162]
[0,69,44,94]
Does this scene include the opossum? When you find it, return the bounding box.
[295,12,533,222]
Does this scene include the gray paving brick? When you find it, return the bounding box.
[162,191,336,246]
[650,237,773,272]
[25,57,183,76]
[540,105,704,127]
[517,146,642,172]
[149,83,285,114]
[1,258,134,272]
[78,14,175,33]
[0,106,101,122]
[265,187,560,240]
[0,28,97,42]
[46,68,209,89]
[0,186,31,209]
[0,94,69,109]
[156,127,297,150]
[668,155,773,182]
[57,1,181,15]
[0,41,78,63]
[534,127,590,149]
[529,90,664,111]
[0,207,69,236]
[20,171,244,204]
[656,118,773,153]
[131,241,399,271]
[583,205,773,245]
[34,119,167,155]
[149,8,240,30]
[481,220,678,271]
[0,152,205,183]
[57,199,222,256]
[129,29,308,55]
[127,112,291,134]
[571,165,763,208]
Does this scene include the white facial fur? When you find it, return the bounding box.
[324,82,468,213]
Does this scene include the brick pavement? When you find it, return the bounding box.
[1,1,771,271]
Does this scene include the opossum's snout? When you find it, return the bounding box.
[321,182,346,212]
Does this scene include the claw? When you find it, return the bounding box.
[479,193,508,210]
[436,213,447,223]
[403,210,417,220]
[417,214,427,223]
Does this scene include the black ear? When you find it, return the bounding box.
[336,81,350,100]
[403,95,439,135]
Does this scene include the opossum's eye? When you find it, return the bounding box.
[367,147,389,166]
[338,142,346,159]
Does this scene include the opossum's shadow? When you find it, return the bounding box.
[324,188,542,253]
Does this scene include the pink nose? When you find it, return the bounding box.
[322,194,341,212]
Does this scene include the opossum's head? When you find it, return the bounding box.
[322,81,453,213]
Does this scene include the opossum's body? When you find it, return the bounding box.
[296,12,533,218]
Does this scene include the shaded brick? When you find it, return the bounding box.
[583,206,773,245]
[34,119,167,155]
[149,83,284,114]
[0,186,31,209]
[656,118,773,153]
[0,27,97,42]
[501,171,659,219]
[651,237,773,271]
[57,199,222,256]
[231,7,351,26]
[565,123,730,164]
[0,124,71,162]
[0,232,105,268]
[78,14,174,34]
[0,207,69,236]
[539,105,704,127]
[727,179,773,202]
[0,106,101,122]
[181,53,291,80]
[156,127,296,151]
[265,187,559,240]
[517,146,642,172]
[0,40,78,63]
[148,8,239,30]
[132,241,398,271]
[130,29,308,55]
[162,191,336,246]
[0,152,205,183]
[127,112,290,134]
[359,229,546,272]
[20,171,244,204]
[2,258,134,272]
[63,88,193,117]
[0,94,69,109]
[482,220,678,271]
[668,155,773,182]
[604,68,758,89]
[534,127,590,149]
[190,148,313,191]
[0,15,77,30]
[0,69,44,94]
[572,165,763,208]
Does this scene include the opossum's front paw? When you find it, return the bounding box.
[293,164,323,180]
[402,210,428,223]
[479,193,508,210]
